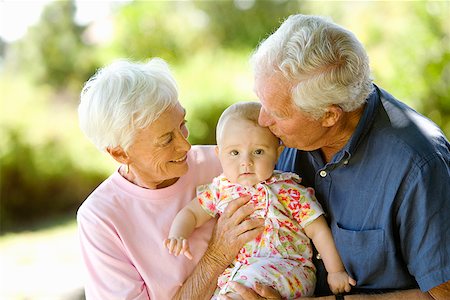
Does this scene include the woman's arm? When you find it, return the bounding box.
[173,196,265,300]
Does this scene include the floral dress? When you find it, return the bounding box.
[197,171,324,299]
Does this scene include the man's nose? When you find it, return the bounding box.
[258,107,274,127]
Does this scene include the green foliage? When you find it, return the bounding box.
[193,0,302,49]
[0,127,105,232]
[1,0,449,232]
[3,0,98,93]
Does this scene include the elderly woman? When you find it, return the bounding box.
[77,58,265,299]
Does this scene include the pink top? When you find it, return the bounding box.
[77,146,222,300]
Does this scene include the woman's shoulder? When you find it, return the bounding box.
[187,145,222,184]
[189,145,221,169]
[77,173,121,220]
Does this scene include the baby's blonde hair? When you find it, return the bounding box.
[215,101,263,145]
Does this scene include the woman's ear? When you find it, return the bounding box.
[321,105,343,127]
[106,146,130,164]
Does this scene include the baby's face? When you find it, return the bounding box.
[216,118,282,187]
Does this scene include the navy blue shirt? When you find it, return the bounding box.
[277,85,450,295]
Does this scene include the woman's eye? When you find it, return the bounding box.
[230,150,239,156]
[162,134,173,146]
[254,149,264,155]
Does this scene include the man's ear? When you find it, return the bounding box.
[321,105,343,127]
[106,146,130,164]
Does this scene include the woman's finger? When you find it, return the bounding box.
[253,282,281,299]
[223,195,251,219]
[236,218,265,236]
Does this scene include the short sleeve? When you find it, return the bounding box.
[77,205,150,300]
[278,182,324,228]
[197,182,220,218]
[397,155,450,291]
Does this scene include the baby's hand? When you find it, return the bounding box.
[163,237,193,260]
[327,271,356,294]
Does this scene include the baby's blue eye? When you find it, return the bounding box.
[254,149,264,155]
[230,150,239,156]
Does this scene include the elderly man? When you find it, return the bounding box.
[233,14,449,300]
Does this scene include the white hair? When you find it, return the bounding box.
[251,14,374,119]
[78,58,179,151]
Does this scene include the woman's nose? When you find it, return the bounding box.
[176,131,191,152]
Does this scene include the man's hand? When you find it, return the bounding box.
[217,282,281,300]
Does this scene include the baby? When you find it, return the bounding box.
[164,101,355,299]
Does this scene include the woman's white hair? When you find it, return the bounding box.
[251,14,374,119]
[78,58,179,151]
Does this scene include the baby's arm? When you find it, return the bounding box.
[304,215,356,294]
[164,197,213,259]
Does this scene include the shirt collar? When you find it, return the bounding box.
[331,84,380,164]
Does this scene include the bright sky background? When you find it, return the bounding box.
[0,0,124,42]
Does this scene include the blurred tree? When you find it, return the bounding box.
[193,0,302,49]
[414,3,450,135]
[112,1,211,63]
[4,0,97,93]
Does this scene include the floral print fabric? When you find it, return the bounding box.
[197,171,324,298]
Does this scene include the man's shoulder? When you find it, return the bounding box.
[374,89,449,161]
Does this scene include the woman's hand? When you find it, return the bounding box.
[218,282,281,300]
[206,195,265,268]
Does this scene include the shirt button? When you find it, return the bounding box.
[320,170,327,177]
[316,253,322,260]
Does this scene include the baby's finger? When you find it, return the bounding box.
[182,239,193,260]
[174,239,183,256]
[349,277,357,286]
[168,239,177,255]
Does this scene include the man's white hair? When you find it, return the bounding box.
[78,58,179,151]
[251,14,374,119]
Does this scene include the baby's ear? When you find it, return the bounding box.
[277,144,285,158]
[214,145,219,157]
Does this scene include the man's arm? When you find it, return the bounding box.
[173,196,265,300]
